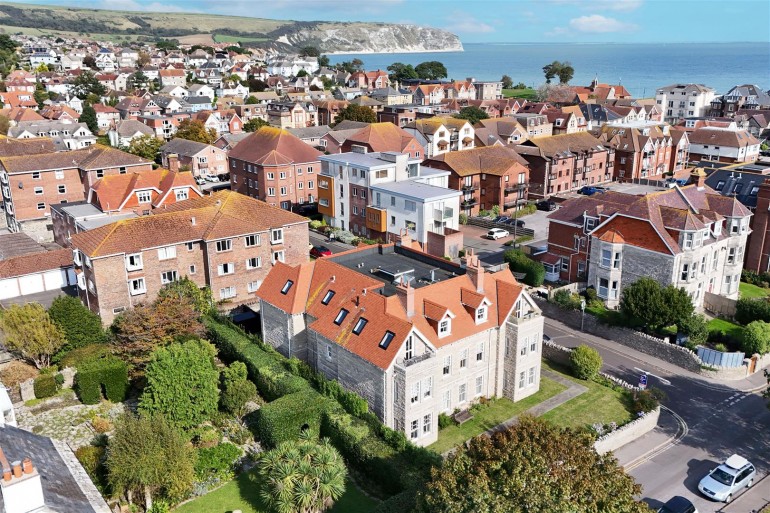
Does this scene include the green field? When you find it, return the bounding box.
[428,377,566,454]
[740,281,770,299]
[174,473,377,513]
[502,88,538,100]
[539,361,633,430]
[213,34,268,44]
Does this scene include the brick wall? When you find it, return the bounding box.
[425,228,463,259]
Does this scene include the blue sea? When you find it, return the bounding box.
[330,42,770,97]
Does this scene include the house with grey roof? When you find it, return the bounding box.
[108,119,155,148]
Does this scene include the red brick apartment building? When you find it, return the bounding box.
[228,126,322,210]
[595,124,673,181]
[69,190,310,324]
[0,145,152,238]
[340,122,425,159]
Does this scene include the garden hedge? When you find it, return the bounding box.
[33,374,57,399]
[74,356,129,404]
[736,298,770,325]
[503,249,546,287]
[253,389,336,448]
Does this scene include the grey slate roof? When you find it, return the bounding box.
[114,119,154,137]
[704,164,770,209]
[161,138,212,156]
[288,125,332,140]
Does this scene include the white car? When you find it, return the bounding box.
[698,454,756,503]
[487,228,509,240]
[204,174,220,183]
[194,177,206,186]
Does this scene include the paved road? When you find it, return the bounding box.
[308,231,355,254]
[544,318,770,513]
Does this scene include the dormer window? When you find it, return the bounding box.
[280,279,293,294]
[713,222,722,237]
[321,290,335,305]
[476,306,487,323]
[334,308,349,325]
[352,317,368,335]
[585,218,596,231]
[438,319,451,338]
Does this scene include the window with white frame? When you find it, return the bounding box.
[410,419,419,439]
[601,248,611,267]
[247,280,262,293]
[160,270,178,284]
[476,306,487,323]
[125,253,143,271]
[55,169,64,179]
[157,246,176,260]
[610,280,619,300]
[410,382,420,404]
[216,239,232,252]
[186,242,194,251]
[439,319,450,337]
[266,172,274,180]
[443,355,451,375]
[271,228,284,244]
[272,250,285,264]
[245,234,261,247]
[175,189,188,201]
[279,172,286,179]
[423,377,432,399]
[422,413,431,435]
[129,278,146,295]
[528,367,536,385]
[280,186,287,196]
[267,187,275,197]
[217,262,234,275]
[460,349,468,368]
[613,251,621,269]
[137,191,152,203]
[219,286,236,299]
[189,265,196,274]
[530,336,537,353]
[520,337,528,356]
[37,202,45,210]
[681,263,690,281]
[476,342,484,362]
[34,187,43,195]
[442,390,451,411]
[475,375,484,396]
[405,336,413,360]
[727,247,737,264]
[598,278,609,298]
[519,371,525,389]
[458,383,467,403]
[246,257,261,269]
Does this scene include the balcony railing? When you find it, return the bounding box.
[504,183,528,194]
[403,351,435,367]
[434,207,453,220]
[461,198,477,208]
[462,184,479,192]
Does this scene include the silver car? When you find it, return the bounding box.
[698,454,756,503]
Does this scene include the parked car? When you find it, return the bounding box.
[486,228,509,240]
[310,245,332,258]
[505,218,525,227]
[542,334,551,343]
[698,454,756,502]
[204,174,220,183]
[494,216,510,224]
[195,176,206,186]
[578,186,598,195]
[536,200,557,211]
[657,496,698,513]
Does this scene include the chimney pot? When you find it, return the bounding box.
[2,471,10,482]
[11,461,21,478]
[22,458,33,475]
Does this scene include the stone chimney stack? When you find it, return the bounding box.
[462,248,485,293]
[395,279,415,318]
[168,153,180,173]
[690,167,706,189]
[0,447,45,513]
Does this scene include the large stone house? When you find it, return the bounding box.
[256,243,544,447]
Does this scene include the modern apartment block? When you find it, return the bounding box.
[256,243,544,446]
[68,190,309,324]
[655,83,716,123]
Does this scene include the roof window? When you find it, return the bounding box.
[281,280,294,295]
[352,318,368,335]
[334,308,349,325]
[322,290,335,305]
[379,331,395,349]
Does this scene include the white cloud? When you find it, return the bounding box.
[568,14,637,33]
[444,12,495,34]
[545,26,569,36]
[552,0,642,11]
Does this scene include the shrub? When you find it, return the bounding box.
[714,343,728,352]
[458,213,468,225]
[194,442,242,481]
[584,287,598,301]
[91,416,113,433]
[373,490,418,513]
[552,289,581,310]
[678,314,709,346]
[438,413,454,430]
[48,296,107,360]
[33,374,58,399]
[503,249,545,286]
[741,320,770,355]
[632,388,665,415]
[569,345,602,380]
[74,355,129,405]
[736,298,770,325]
[253,390,334,448]
[309,219,325,230]
[0,361,38,388]
[59,344,111,369]
[74,445,107,492]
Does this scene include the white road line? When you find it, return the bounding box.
[624,405,688,471]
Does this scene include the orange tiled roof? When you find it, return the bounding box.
[0,248,72,279]
[90,169,199,211]
[344,122,419,154]
[424,145,528,177]
[228,126,321,166]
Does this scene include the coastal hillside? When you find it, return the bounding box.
[0,1,463,53]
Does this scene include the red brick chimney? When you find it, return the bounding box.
[395,280,415,317]
[690,167,706,189]
[462,248,485,293]
[167,153,180,173]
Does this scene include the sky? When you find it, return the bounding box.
[11,0,770,43]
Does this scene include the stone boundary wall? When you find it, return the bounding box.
[703,291,737,318]
[546,282,587,300]
[18,366,76,403]
[595,407,661,455]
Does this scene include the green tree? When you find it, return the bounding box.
[246,77,268,92]
[416,416,650,513]
[415,60,448,80]
[82,55,97,70]
[453,106,489,125]
[174,119,217,144]
[299,46,321,57]
[111,293,205,371]
[79,104,99,135]
[125,133,163,161]
[259,433,347,513]
[542,60,575,84]
[107,413,196,511]
[155,277,214,316]
[0,34,17,53]
[48,296,107,357]
[128,71,149,90]
[137,51,151,67]
[220,361,257,417]
[33,88,48,109]
[0,303,65,369]
[155,40,178,51]
[619,277,667,330]
[243,117,269,132]
[678,314,709,346]
[542,61,560,84]
[245,95,258,104]
[570,345,602,380]
[296,69,309,78]
[387,62,419,83]
[72,70,106,100]
[333,104,376,126]
[139,339,220,430]
[501,74,513,89]
[318,55,330,68]
[742,320,770,355]
[660,284,695,329]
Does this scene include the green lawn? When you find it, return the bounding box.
[539,361,632,430]
[502,87,538,100]
[428,376,566,454]
[213,34,268,43]
[707,318,743,339]
[174,472,376,513]
[740,281,770,299]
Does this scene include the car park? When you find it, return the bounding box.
[204,174,220,183]
[310,245,332,258]
[486,228,509,240]
[536,200,557,211]
[194,176,206,185]
[698,454,755,502]
[657,496,697,513]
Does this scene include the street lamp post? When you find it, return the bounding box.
[580,299,586,332]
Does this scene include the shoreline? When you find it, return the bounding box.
[325,46,464,56]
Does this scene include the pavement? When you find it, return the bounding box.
[543,316,770,513]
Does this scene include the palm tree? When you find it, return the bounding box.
[259,432,347,513]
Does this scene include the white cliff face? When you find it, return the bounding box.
[276,23,464,54]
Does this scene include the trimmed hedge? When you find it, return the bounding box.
[736,298,770,325]
[74,356,129,404]
[253,389,336,448]
[503,249,546,286]
[33,374,58,399]
[194,442,242,481]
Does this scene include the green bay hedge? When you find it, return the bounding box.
[74,355,129,404]
[253,389,337,448]
[33,374,58,399]
[503,249,546,286]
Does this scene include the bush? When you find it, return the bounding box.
[59,344,111,369]
[569,345,602,380]
[91,416,113,433]
[458,213,468,225]
[33,374,58,398]
[194,442,242,481]
[552,289,581,310]
[74,356,129,405]
[253,390,334,448]
[632,388,665,415]
[48,296,107,360]
[714,343,728,352]
[736,298,770,325]
[503,249,545,286]
[372,489,418,513]
[0,361,38,388]
[309,219,325,230]
[74,445,107,492]
[438,413,454,430]
[741,320,770,355]
[584,287,598,301]
[678,314,709,346]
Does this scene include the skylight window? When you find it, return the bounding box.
[322,290,335,305]
[281,280,294,295]
[334,308,349,325]
[352,318,368,335]
[379,331,395,349]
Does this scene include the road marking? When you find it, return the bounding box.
[624,405,688,472]
[633,367,672,386]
